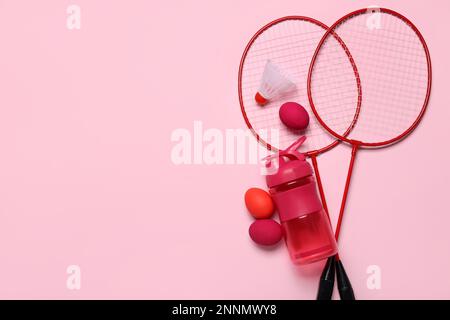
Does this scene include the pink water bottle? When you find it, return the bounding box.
[265,137,338,264]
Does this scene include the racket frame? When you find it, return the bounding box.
[307,8,432,148]
[238,16,338,156]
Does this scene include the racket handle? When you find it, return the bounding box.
[316,256,336,300]
[336,260,355,300]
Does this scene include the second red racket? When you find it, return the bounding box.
[308,7,432,300]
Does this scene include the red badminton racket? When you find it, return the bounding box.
[308,8,432,299]
[238,16,360,300]
[239,16,339,208]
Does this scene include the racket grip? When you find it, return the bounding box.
[316,256,336,300]
[336,260,355,300]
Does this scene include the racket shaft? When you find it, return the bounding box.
[312,157,337,300]
[335,145,358,240]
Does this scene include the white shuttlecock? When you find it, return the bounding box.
[255,60,296,106]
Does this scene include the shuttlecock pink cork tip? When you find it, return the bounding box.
[255,92,268,106]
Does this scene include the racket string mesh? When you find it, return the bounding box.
[240,19,341,152]
[309,11,430,145]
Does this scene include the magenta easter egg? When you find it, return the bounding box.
[279,102,310,130]
[249,219,283,246]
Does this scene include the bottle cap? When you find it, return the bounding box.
[265,136,313,188]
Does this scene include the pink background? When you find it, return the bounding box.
[0,0,448,299]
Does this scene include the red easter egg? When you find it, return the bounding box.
[245,188,275,219]
[249,219,283,246]
[279,102,310,130]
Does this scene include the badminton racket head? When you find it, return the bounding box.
[238,16,358,156]
[308,8,432,147]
